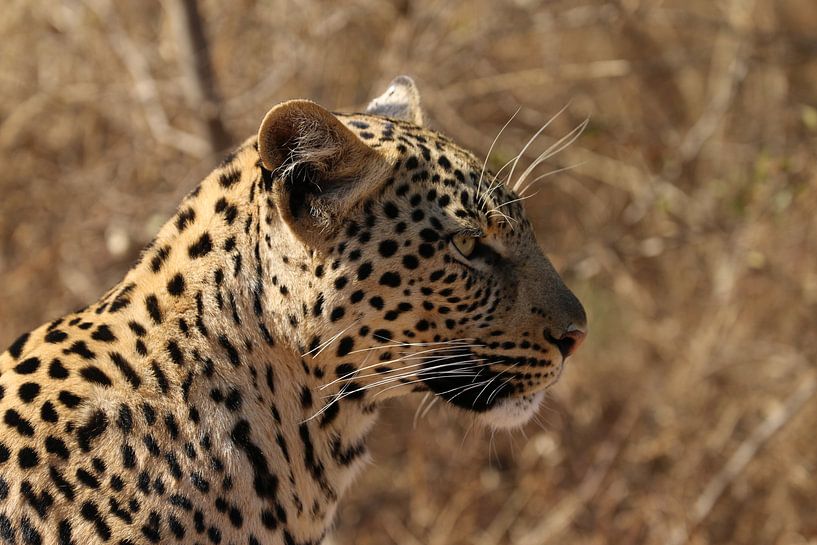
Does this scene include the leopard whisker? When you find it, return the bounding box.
[472,361,520,406]
[511,118,588,192]
[480,162,516,211]
[420,395,439,420]
[318,359,491,406]
[347,340,482,357]
[334,357,499,387]
[330,355,482,384]
[485,207,520,228]
[477,107,520,199]
[504,102,570,194]
[487,367,522,404]
[325,358,490,397]
[371,374,481,400]
[480,150,523,211]
[489,428,498,464]
[460,418,477,448]
[517,162,584,197]
[443,378,495,403]
[413,393,431,429]
[318,346,483,391]
[313,370,485,421]
[301,319,360,358]
[491,192,537,212]
[348,338,479,355]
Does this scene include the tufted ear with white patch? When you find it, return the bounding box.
[258,100,389,246]
[365,75,425,126]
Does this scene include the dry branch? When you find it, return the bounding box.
[438,61,631,101]
[666,373,817,545]
[83,0,211,158]
[514,404,640,545]
[165,0,231,154]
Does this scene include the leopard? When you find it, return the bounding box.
[0,76,586,545]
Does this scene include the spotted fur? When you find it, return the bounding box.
[0,77,585,545]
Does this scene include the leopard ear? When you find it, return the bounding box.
[365,75,424,126]
[258,100,388,246]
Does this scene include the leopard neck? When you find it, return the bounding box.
[88,139,381,542]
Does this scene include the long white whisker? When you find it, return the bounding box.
[488,367,522,404]
[489,429,498,464]
[471,366,511,405]
[346,352,527,384]
[512,118,588,192]
[505,103,570,194]
[348,338,478,355]
[318,348,483,391]
[326,359,489,397]
[481,151,525,210]
[413,393,431,429]
[421,396,439,420]
[477,108,520,199]
[350,357,498,393]
[485,208,520,228]
[474,362,520,406]
[518,163,584,197]
[443,378,497,403]
[328,359,483,391]
[491,192,537,212]
[371,374,478,400]
[301,319,360,358]
[329,356,497,388]
[461,418,477,449]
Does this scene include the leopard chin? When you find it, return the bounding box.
[479,391,545,430]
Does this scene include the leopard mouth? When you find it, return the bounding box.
[417,349,540,412]
[417,348,564,414]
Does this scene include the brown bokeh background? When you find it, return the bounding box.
[2,1,817,543]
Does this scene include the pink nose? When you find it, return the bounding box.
[549,325,586,359]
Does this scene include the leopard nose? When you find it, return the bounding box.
[545,324,586,359]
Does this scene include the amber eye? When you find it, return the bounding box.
[451,233,478,258]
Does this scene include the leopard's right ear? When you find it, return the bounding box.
[365,76,425,126]
[258,100,389,247]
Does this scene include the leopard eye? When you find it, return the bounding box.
[451,233,478,258]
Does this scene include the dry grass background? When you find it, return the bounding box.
[2,0,817,543]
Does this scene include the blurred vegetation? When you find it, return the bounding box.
[2,1,817,544]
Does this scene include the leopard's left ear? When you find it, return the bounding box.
[365,75,424,126]
[258,100,389,247]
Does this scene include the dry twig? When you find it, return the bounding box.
[514,404,640,545]
[165,0,231,154]
[83,0,211,158]
[666,373,817,545]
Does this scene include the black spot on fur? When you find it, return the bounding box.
[188,233,213,258]
[18,447,39,468]
[176,208,196,232]
[45,330,68,344]
[91,324,116,342]
[110,352,142,389]
[167,273,186,296]
[77,410,108,452]
[219,335,241,366]
[145,294,163,324]
[15,357,40,374]
[79,366,112,387]
[379,272,401,287]
[167,340,185,365]
[17,383,40,403]
[7,331,30,359]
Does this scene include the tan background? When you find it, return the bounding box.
[2,1,817,543]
